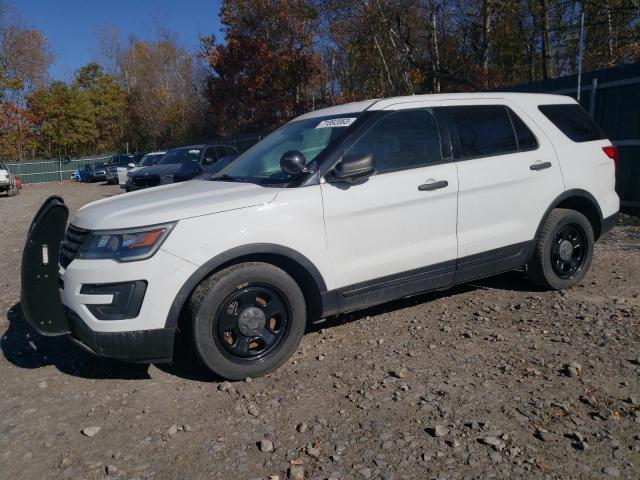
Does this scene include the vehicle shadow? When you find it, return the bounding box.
[2,270,544,384]
[1,303,151,380]
[160,270,546,383]
[307,269,544,333]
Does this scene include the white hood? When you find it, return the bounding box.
[72,178,281,230]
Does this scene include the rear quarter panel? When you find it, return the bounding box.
[530,102,619,218]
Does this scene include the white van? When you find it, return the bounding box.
[21,93,619,379]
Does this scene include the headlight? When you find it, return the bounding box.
[76,223,175,262]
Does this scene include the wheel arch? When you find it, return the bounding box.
[535,189,604,241]
[165,244,328,330]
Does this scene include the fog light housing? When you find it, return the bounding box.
[81,281,147,320]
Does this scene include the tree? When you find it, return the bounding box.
[0,14,52,100]
[28,81,96,158]
[116,30,207,149]
[75,63,128,152]
[0,99,38,160]
[202,0,324,134]
[0,1,52,160]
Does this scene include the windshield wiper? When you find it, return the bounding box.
[210,173,244,182]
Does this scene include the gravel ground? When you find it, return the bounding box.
[1,182,639,480]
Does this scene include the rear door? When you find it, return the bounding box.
[441,100,563,282]
[321,105,459,311]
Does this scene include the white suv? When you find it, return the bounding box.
[21,93,619,379]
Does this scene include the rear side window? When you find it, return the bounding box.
[538,104,607,142]
[447,105,518,158]
[507,108,538,150]
[347,109,442,174]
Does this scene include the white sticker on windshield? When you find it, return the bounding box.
[189,149,201,154]
[315,118,356,129]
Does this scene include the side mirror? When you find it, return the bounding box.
[280,150,308,176]
[204,156,215,165]
[328,154,376,183]
[127,163,135,169]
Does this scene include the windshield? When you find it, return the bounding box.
[218,114,359,185]
[158,148,201,165]
[140,153,165,166]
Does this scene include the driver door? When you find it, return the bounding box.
[321,105,459,311]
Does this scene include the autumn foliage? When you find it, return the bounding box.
[0,0,639,160]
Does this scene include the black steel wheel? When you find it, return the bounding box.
[189,262,306,380]
[527,208,594,290]
[215,285,290,362]
[550,224,587,278]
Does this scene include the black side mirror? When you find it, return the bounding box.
[280,150,308,176]
[204,157,215,165]
[328,154,376,183]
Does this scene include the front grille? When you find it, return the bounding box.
[133,175,160,187]
[60,224,89,268]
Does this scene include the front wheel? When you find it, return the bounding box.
[189,262,306,380]
[527,208,594,290]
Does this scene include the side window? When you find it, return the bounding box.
[538,104,607,142]
[507,107,538,150]
[203,147,218,165]
[447,105,518,158]
[215,146,229,159]
[346,109,442,174]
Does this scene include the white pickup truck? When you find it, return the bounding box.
[0,162,19,197]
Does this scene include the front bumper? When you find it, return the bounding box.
[66,309,175,362]
[21,197,198,364]
[125,181,148,191]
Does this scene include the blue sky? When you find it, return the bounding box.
[13,0,224,81]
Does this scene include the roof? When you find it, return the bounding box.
[171,144,234,151]
[173,145,205,150]
[294,92,575,120]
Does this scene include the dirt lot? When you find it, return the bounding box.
[1,182,639,480]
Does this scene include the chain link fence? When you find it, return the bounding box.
[5,154,117,185]
[3,132,269,186]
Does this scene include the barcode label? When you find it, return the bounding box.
[315,118,356,129]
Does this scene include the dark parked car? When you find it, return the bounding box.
[125,144,238,192]
[106,154,144,184]
[74,162,109,182]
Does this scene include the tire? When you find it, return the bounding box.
[189,262,306,380]
[527,208,594,290]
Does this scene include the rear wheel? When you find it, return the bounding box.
[527,208,594,290]
[189,262,306,380]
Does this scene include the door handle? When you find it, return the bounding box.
[418,180,448,191]
[530,161,552,171]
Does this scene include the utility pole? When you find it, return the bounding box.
[577,10,585,101]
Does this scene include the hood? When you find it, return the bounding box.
[72,178,281,230]
[131,162,200,178]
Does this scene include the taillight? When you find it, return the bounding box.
[602,146,619,174]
